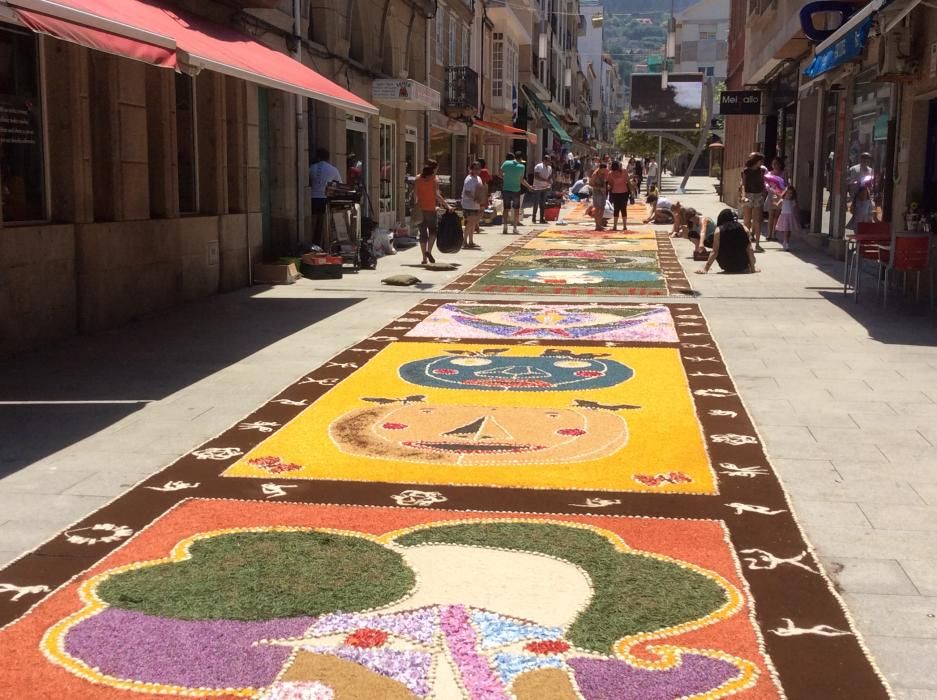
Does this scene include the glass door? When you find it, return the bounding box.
[379,119,397,229]
[404,127,418,228]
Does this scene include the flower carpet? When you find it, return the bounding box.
[0,298,892,699]
[445,207,692,296]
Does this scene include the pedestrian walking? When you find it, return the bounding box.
[739,152,768,252]
[308,148,342,249]
[646,157,659,193]
[461,161,485,249]
[414,159,452,264]
[589,162,609,231]
[500,151,528,235]
[634,158,644,193]
[531,154,554,224]
[606,161,631,231]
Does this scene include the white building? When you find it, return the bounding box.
[671,0,730,81]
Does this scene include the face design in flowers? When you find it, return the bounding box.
[330,404,628,466]
[399,350,633,391]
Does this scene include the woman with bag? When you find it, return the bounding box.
[413,159,452,264]
[589,163,609,231]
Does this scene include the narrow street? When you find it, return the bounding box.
[1,176,935,698]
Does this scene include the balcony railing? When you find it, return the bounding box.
[443,66,479,119]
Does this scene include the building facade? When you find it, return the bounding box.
[671,0,730,82]
[723,0,934,257]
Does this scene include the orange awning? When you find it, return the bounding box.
[8,0,377,114]
[473,118,538,144]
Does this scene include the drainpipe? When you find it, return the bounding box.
[293,0,305,249]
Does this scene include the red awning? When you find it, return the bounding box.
[8,0,377,114]
[473,119,538,144]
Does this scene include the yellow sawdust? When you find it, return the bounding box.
[523,237,660,252]
[223,342,715,493]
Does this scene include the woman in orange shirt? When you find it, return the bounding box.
[414,159,452,264]
[606,161,632,231]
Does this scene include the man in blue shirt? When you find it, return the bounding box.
[500,151,528,235]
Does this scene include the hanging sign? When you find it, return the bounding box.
[719,91,762,115]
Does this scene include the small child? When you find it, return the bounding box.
[846,186,874,232]
[774,185,800,250]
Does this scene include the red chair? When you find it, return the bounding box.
[876,234,933,307]
[844,222,891,300]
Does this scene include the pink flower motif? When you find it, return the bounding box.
[574,370,603,377]
[557,428,586,436]
[433,368,459,375]
[382,423,408,430]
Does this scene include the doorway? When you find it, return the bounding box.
[345,114,367,191]
[404,126,418,228]
[379,119,397,229]
[924,98,937,210]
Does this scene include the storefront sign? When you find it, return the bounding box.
[372,80,440,111]
[719,91,762,115]
[930,41,937,79]
[803,15,874,79]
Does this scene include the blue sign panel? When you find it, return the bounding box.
[803,15,874,78]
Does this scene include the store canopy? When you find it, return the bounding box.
[6,0,377,114]
[522,87,573,145]
[803,0,888,78]
[473,118,537,144]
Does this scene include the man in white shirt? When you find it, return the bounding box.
[530,155,554,224]
[646,157,659,193]
[309,148,342,248]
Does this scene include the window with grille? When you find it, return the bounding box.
[462,22,470,66]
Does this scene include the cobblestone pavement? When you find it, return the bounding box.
[2,177,936,697]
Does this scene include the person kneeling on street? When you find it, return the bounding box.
[682,207,716,259]
[642,193,674,225]
[696,209,760,275]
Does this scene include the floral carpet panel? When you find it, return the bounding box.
[0,300,891,699]
[445,226,692,297]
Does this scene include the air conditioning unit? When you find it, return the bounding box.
[877,24,915,81]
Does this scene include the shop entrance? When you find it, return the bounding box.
[924,98,937,209]
[378,119,397,229]
[345,114,368,191]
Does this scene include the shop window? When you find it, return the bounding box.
[848,68,894,222]
[379,120,396,227]
[175,72,197,214]
[701,66,715,76]
[448,13,457,65]
[0,26,45,223]
[492,33,504,98]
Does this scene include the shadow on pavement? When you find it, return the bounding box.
[0,291,364,477]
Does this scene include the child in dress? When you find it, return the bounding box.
[846,187,874,232]
[774,185,801,251]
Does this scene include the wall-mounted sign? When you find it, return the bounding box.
[719,90,762,115]
[372,80,440,111]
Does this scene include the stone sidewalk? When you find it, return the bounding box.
[2,177,937,697]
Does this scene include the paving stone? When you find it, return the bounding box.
[810,426,932,448]
[892,687,937,700]
[898,560,937,596]
[842,593,937,637]
[913,484,937,506]
[820,558,919,596]
[789,500,872,531]
[0,518,94,554]
[0,467,94,495]
[0,493,109,523]
[63,471,156,498]
[808,527,937,560]
[864,636,937,690]
[860,504,937,531]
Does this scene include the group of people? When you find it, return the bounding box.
[738,152,801,252]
